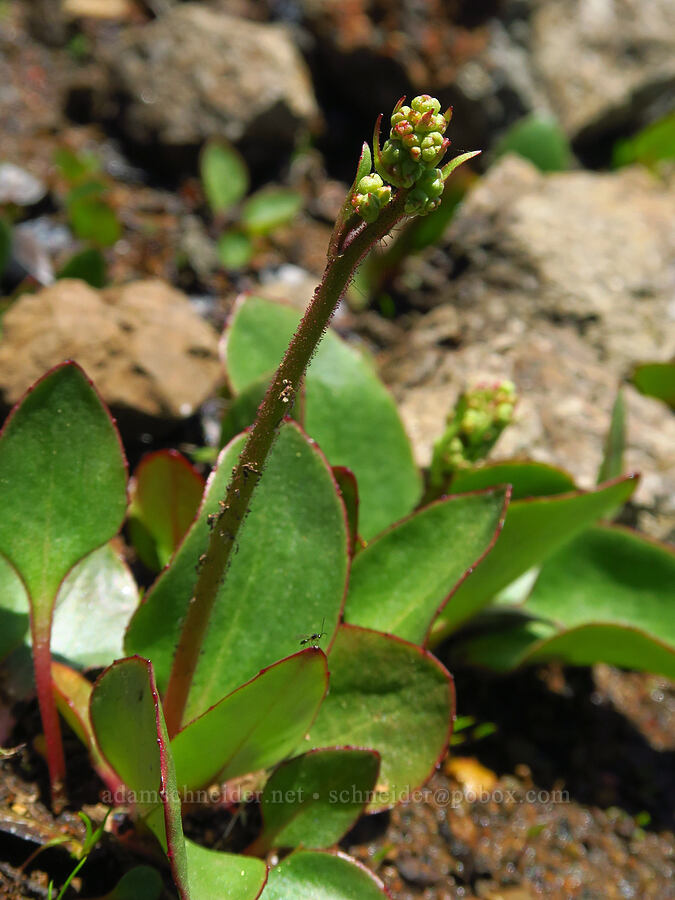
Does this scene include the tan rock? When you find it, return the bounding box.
[0,279,222,425]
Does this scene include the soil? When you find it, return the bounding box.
[1,663,673,899]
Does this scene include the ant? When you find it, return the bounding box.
[298,618,327,648]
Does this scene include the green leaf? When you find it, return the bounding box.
[450,460,576,501]
[494,114,572,172]
[50,543,139,668]
[459,526,675,678]
[128,450,205,571]
[222,296,421,538]
[612,111,675,170]
[306,625,453,812]
[256,748,380,851]
[261,850,388,899]
[433,475,638,636]
[56,248,107,288]
[91,659,268,900]
[125,422,348,721]
[241,188,302,236]
[344,488,508,644]
[597,389,625,484]
[0,362,127,626]
[172,650,329,790]
[184,841,267,900]
[68,194,121,247]
[99,867,163,900]
[631,362,675,409]
[0,217,11,277]
[90,657,190,897]
[51,661,121,791]
[0,554,29,662]
[53,148,101,182]
[200,140,249,215]
[217,230,254,270]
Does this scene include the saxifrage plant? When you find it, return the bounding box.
[0,95,673,898]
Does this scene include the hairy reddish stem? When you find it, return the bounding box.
[163,192,408,736]
[31,621,66,812]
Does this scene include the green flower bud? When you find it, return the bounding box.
[351,172,392,223]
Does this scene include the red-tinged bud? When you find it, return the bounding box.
[443,106,453,124]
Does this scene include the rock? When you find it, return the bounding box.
[530,0,675,143]
[379,156,675,539]
[0,163,47,206]
[441,156,675,368]
[0,279,222,433]
[101,5,319,158]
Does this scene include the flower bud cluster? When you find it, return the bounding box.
[430,380,517,487]
[351,173,392,223]
[381,95,451,193]
[350,94,476,225]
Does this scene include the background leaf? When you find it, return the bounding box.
[450,461,576,500]
[222,296,421,538]
[432,476,638,636]
[631,362,675,409]
[597,389,625,484]
[125,422,348,722]
[172,650,328,790]
[56,248,107,288]
[493,114,572,171]
[185,841,267,900]
[261,850,388,899]
[0,554,29,662]
[457,525,675,678]
[344,488,508,644]
[218,230,254,270]
[128,450,205,571]
[50,543,139,668]
[241,188,302,235]
[306,626,453,812]
[255,748,380,851]
[200,140,249,214]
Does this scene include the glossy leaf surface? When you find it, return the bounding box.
[459,526,675,678]
[172,650,328,790]
[0,554,28,662]
[450,461,576,501]
[126,422,348,721]
[50,543,139,668]
[261,850,388,899]
[434,476,638,634]
[256,748,380,850]
[345,488,508,644]
[306,626,452,812]
[222,296,421,538]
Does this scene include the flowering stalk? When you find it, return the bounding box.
[163,96,479,736]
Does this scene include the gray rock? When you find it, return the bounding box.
[379,156,675,539]
[102,4,319,154]
[0,279,222,431]
[530,0,675,142]
[440,155,675,368]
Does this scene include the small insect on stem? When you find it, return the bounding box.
[298,617,327,649]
